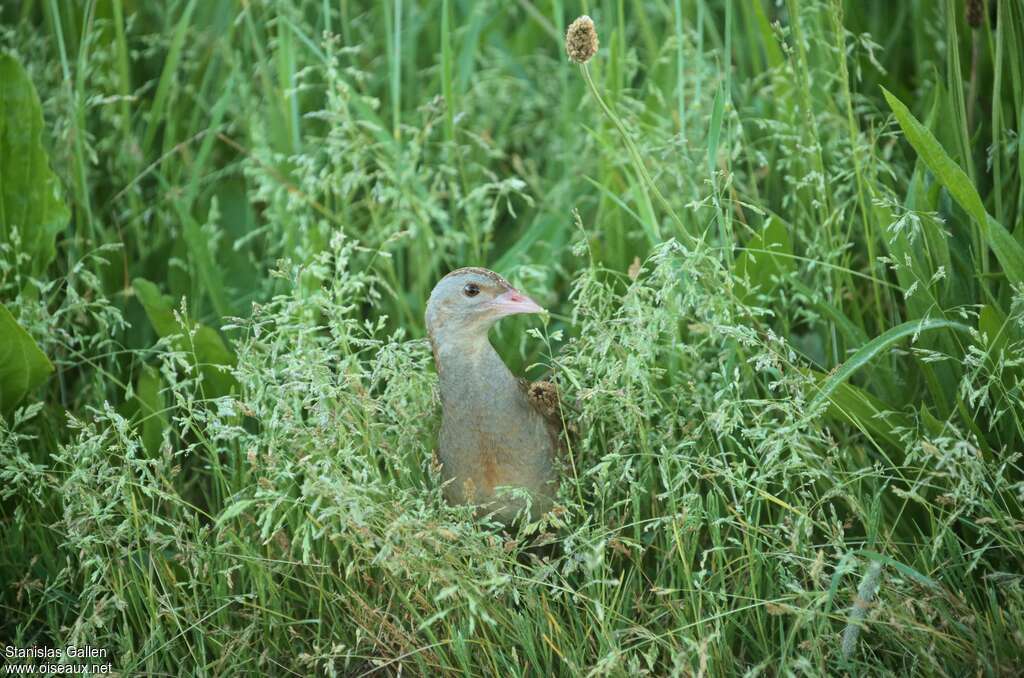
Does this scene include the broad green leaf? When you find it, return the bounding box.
[628,166,661,245]
[585,123,661,245]
[810,318,971,412]
[178,82,237,320]
[882,86,1024,285]
[885,169,949,321]
[215,179,263,302]
[978,305,1019,404]
[177,204,230,320]
[749,1,784,69]
[136,365,167,456]
[0,53,70,278]
[919,404,946,438]
[133,277,179,338]
[910,88,953,292]
[0,303,53,415]
[978,304,1009,360]
[986,215,1024,285]
[133,277,238,397]
[141,0,199,155]
[882,86,986,228]
[808,370,909,450]
[735,217,795,301]
[790,278,868,347]
[215,499,257,528]
[854,549,939,589]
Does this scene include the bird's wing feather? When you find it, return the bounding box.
[517,378,576,454]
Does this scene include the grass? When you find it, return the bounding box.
[2,0,1024,675]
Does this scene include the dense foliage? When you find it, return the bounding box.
[2,1,1023,674]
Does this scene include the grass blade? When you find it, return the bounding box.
[883,85,1024,285]
[809,318,971,412]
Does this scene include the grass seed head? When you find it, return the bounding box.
[966,0,983,28]
[566,15,599,64]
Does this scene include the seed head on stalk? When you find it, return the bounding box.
[564,15,696,247]
[966,0,984,29]
[565,15,599,64]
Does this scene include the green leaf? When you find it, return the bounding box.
[979,304,1009,360]
[133,277,238,397]
[215,499,257,528]
[735,217,795,301]
[790,278,868,348]
[853,549,939,590]
[884,169,949,321]
[174,202,230,319]
[919,404,946,438]
[749,1,784,69]
[977,305,1019,401]
[809,318,971,413]
[0,303,53,416]
[882,86,986,228]
[986,215,1024,286]
[136,365,166,456]
[808,370,910,450]
[882,86,1024,286]
[177,82,236,320]
[0,53,70,278]
[133,277,179,338]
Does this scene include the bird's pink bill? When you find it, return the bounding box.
[490,289,544,317]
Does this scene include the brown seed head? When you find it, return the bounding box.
[966,0,983,28]
[566,15,599,64]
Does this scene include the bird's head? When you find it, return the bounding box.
[425,267,544,348]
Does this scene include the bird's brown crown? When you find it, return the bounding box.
[440,267,513,290]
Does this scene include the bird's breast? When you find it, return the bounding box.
[434,343,558,519]
[438,400,555,511]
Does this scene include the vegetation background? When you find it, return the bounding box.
[2,0,1023,675]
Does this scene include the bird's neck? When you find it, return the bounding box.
[433,334,518,409]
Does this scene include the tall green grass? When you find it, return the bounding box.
[2,0,1023,674]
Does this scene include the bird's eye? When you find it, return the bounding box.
[463,283,480,298]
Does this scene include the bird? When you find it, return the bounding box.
[425,267,564,524]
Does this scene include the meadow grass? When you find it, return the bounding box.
[2,1,1023,675]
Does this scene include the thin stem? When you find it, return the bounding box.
[579,63,696,247]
